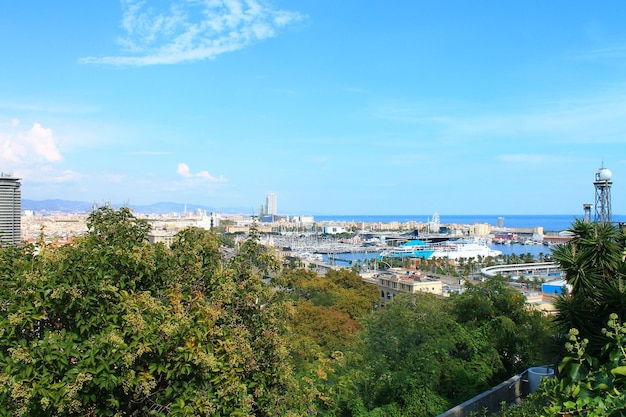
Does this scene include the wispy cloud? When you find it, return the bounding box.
[129,150,171,155]
[570,44,626,62]
[103,174,124,183]
[176,162,227,182]
[497,154,554,165]
[449,95,626,144]
[373,89,626,145]
[311,156,329,164]
[44,169,82,183]
[79,0,305,66]
[0,100,100,114]
[343,87,368,94]
[372,100,456,125]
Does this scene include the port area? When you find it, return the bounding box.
[270,229,561,311]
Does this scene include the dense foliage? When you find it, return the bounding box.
[541,315,626,416]
[491,314,626,417]
[0,207,297,416]
[0,206,559,416]
[449,277,553,380]
[276,268,380,414]
[337,279,552,417]
[541,220,626,416]
[346,293,501,415]
[551,219,626,357]
[275,268,550,416]
[488,221,626,416]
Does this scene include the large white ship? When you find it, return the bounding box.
[380,239,501,260]
[430,240,502,260]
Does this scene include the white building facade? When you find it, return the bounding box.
[266,193,277,216]
[0,174,21,246]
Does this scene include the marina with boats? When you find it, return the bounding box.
[270,233,554,269]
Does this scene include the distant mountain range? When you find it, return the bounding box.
[22,199,249,215]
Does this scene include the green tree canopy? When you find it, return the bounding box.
[448,277,553,379]
[552,219,626,357]
[345,293,503,416]
[0,207,298,416]
[496,221,626,417]
[275,267,381,414]
[278,268,379,321]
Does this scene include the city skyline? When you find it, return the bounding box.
[2,1,626,215]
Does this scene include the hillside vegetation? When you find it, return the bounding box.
[0,207,556,416]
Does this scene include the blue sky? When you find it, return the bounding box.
[1,1,626,216]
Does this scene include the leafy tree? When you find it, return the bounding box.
[278,268,379,321]
[448,277,553,379]
[275,267,380,414]
[230,222,280,280]
[85,205,151,247]
[345,293,503,416]
[0,206,298,416]
[551,219,626,357]
[491,221,626,416]
[169,226,223,292]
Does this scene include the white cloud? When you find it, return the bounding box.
[79,0,305,66]
[24,123,64,162]
[0,121,63,165]
[195,170,226,181]
[46,169,82,183]
[0,121,77,183]
[177,162,193,177]
[177,162,227,182]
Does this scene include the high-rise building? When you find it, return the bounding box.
[266,193,277,216]
[0,174,21,246]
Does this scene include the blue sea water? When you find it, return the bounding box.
[313,214,626,232]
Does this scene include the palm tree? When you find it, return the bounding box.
[551,219,626,357]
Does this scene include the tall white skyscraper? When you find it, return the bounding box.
[266,193,277,216]
[0,174,21,246]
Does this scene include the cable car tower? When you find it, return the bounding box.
[593,165,613,224]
